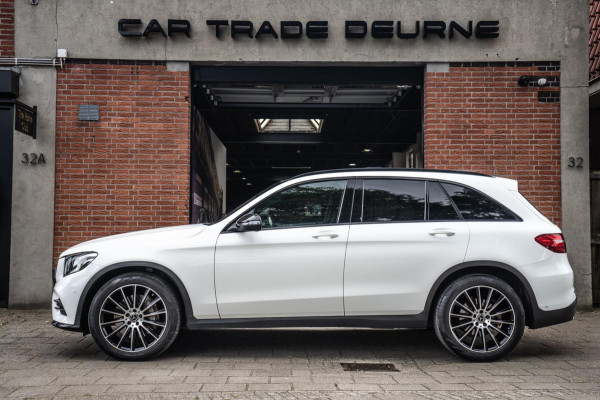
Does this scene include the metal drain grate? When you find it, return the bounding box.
[340,362,398,372]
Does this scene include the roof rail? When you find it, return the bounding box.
[294,168,490,179]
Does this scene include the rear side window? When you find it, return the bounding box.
[441,183,519,221]
[428,182,460,220]
[362,179,425,222]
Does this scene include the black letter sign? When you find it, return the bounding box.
[371,21,394,38]
[306,21,328,39]
[231,20,254,38]
[397,21,420,39]
[168,19,191,37]
[449,21,472,39]
[206,20,229,38]
[255,21,279,39]
[475,21,500,38]
[345,21,367,38]
[280,21,302,38]
[423,21,446,38]
[143,19,167,37]
[118,19,142,36]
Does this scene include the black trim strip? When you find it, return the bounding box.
[186,314,427,330]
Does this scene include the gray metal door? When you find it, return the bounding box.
[592,175,600,306]
[0,105,13,307]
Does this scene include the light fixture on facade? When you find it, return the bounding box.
[518,76,549,87]
[362,148,372,153]
[241,177,247,180]
[233,170,241,174]
[246,182,252,186]
[348,163,356,167]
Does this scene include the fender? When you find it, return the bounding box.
[73,261,194,330]
[421,260,539,325]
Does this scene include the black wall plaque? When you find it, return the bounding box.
[15,102,37,139]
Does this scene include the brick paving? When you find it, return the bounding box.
[0,309,599,399]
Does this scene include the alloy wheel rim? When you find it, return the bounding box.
[99,284,168,353]
[448,285,515,353]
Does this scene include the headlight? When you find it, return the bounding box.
[63,252,97,276]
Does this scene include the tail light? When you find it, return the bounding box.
[535,233,566,253]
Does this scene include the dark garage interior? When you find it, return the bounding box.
[190,66,424,215]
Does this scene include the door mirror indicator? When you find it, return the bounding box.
[235,214,262,232]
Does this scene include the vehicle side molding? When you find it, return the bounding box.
[185,314,428,330]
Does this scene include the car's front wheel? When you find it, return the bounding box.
[88,272,181,360]
[434,274,525,361]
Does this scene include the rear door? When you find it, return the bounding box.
[344,179,470,315]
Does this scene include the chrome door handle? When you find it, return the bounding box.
[312,233,339,239]
[428,230,455,237]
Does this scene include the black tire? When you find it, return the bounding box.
[88,272,181,360]
[433,274,525,362]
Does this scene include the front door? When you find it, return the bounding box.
[0,106,14,307]
[215,179,350,318]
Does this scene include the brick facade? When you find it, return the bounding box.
[0,0,14,57]
[424,62,562,225]
[54,62,190,261]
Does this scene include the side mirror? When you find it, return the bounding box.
[235,214,262,232]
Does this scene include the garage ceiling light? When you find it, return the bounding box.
[254,118,323,133]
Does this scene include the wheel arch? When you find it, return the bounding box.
[75,262,194,333]
[424,261,538,328]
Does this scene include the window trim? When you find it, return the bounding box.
[347,176,522,225]
[437,179,523,222]
[224,177,352,232]
[359,177,427,224]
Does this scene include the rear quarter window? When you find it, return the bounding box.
[441,182,519,221]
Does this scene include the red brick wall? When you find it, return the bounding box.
[54,62,190,261]
[0,0,14,57]
[424,62,562,225]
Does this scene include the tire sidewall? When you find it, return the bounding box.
[434,274,525,362]
[88,272,181,361]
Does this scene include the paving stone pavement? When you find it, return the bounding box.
[1,309,599,399]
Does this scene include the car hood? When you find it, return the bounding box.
[60,224,209,258]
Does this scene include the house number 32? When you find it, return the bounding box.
[567,157,583,168]
[21,153,46,165]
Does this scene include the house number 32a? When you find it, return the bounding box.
[567,157,583,168]
[21,153,46,165]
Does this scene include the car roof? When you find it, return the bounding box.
[294,168,490,179]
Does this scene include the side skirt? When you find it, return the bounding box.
[185,314,428,330]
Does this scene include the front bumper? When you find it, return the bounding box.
[51,320,85,333]
[529,298,577,329]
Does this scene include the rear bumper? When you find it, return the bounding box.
[529,298,576,329]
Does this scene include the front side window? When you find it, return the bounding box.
[361,179,426,222]
[441,182,519,221]
[253,180,347,228]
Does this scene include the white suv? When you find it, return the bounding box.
[52,169,576,361]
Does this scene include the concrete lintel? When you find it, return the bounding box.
[425,63,450,73]
[166,62,190,72]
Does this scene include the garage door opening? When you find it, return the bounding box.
[189,66,423,222]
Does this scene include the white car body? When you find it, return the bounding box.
[52,169,576,335]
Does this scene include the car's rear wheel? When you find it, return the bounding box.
[88,272,181,360]
[434,274,525,361]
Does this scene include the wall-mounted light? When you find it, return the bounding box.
[518,76,548,87]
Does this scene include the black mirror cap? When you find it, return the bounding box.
[236,214,262,232]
